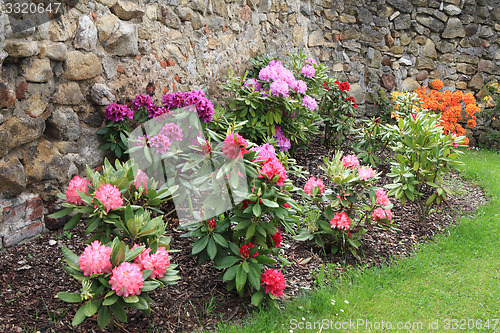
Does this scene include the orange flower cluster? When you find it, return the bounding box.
[415,79,479,144]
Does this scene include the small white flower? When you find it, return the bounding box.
[344,300,349,304]
[331,299,336,305]
[340,309,344,312]
[302,317,305,321]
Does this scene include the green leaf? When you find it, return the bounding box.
[141,281,161,292]
[246,223,256,240]
[84,300,98,317]
[62,246,80,271]
[216,256,239,269]
[125,245,145,262]
[97,305,111,329]
[142,269,153,280]
[247,265,261,290]
[103,295,119,306]
[213,233,228,247]
[261,199,279,208]
[251,290,265,307]
[72,305,87,326]
[207,238,217,260]
[124,295,139,303]
[64,213,82,230]
[56,292,82,303]
[111,241,126,267]
[252,203,262,217]
[236,265,248,293]
[111,301,127,323]
[48,208,73,219]
[223,265,239,282]
[192,235,209,255]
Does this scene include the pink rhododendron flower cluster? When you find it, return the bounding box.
[132,169,148,193]
[66,176,92,205]
[274,126,291,152]
[375,189,391,207]
[251,143,276,161]
[261,269,286,298]
[259,155,287,186]
[358,167,375,181]
[270,79,289,97]
[132,94,169,118]
[109,262,144,297]
[271,230,282,248]
[148,122,184,155]
[304,57,317,65]
[161,90,214,123]
[290,79,307,94]
[301,65,316,78]
[133,246,171,279]
[222,132,248,159]
[301,95,317,111]
[330,211,351,230]
[372,207,393,222]
[94,184,123,212]
[78,241,112,276]
[341,155,360,169]
[104,103,134,122]
[244,78,262,92]
[304,176,325,195]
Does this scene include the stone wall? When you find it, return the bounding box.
[0,0,499,248]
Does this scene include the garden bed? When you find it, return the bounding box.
[0,138,487,333]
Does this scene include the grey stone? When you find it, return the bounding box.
[394,14,411,30]
[468,73,484,90]
[381,74,396,90]
[22,138,71,184]
[4,40,39,58]
[25,94,49,118]
[401,77,420,91]
[45,43,68,61]
[102,20,138,56]
[443,4,461,15]
[348,83,365,104]
[367,48,382,68]
[436,40,455,53]
[457,55,479,64]
[423,39,437,59]
[357,8,373,23]
[416,57,435,70]
[416,70,429,81]
[111,0,145,20]
[49,15,74,42]
[159,6,181,29]
[73,16,98,51]
[478,59,498,74]
[387,0,414,13]
[72,128,106,170]
[51,82,85,105]
[0,156,27,196]
[46,107,82,142]
[24,58,52,83]
[433,9,449,22]
[442,18,465,38]
[456,63,476,74]
[65,51,104,80]
[415,14,445,32]
[211,0,227,17]
[398,57,413,66]
[90,84,116,106]
[479,26,494,38]
[308,30,325,47]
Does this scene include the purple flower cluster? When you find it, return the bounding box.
[258,60,309,97]
[161,90,214,123]
[274,126,291,152]
[304,57,317,65]
[301,65,316,79]
[244,78,262,92]
[132,94,170,118]
[290,80,307,94]
[270,80,289,97]
[148,123,184,155]
[104,103,134,122]
[251,143,276,161]
[302,95,317,111]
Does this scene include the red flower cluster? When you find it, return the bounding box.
[261,269,286,298]
[239,243,258,259]
[207,218,217,230]
[345,96,357,108]
[271,230,282,248]
[335,80,350,92]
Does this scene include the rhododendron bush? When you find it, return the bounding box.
[385,93,467,223]
[56,239,179,328]
[295,152,395,257]
[220,53,328,150]
[181,128,297,307]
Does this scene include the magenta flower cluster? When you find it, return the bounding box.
[131,94,168,119]
[104,103,134,122]
[258,60,311,96]
[301,95,317,111]
[161,90,214,123]
[301,65,316,79]
[147,123,184,155]
[274,126,291,152]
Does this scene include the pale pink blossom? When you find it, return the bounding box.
[372,208,393,222]
[94,184,124,212]
[330,211,351,230]
[375,189,391,207]
[259,156,287,186]
[66,176,92,205]
[358,167,375,181]
[222,132,248,160]
[109,262,144,297]
[132,169,148,193]
[78,241,112,276]
[133,246,171,279]
[341,155,360,169]
[304,177,325,196]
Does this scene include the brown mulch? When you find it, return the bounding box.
[0,137,487,333]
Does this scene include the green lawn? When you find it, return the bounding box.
[216,149,500,332]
